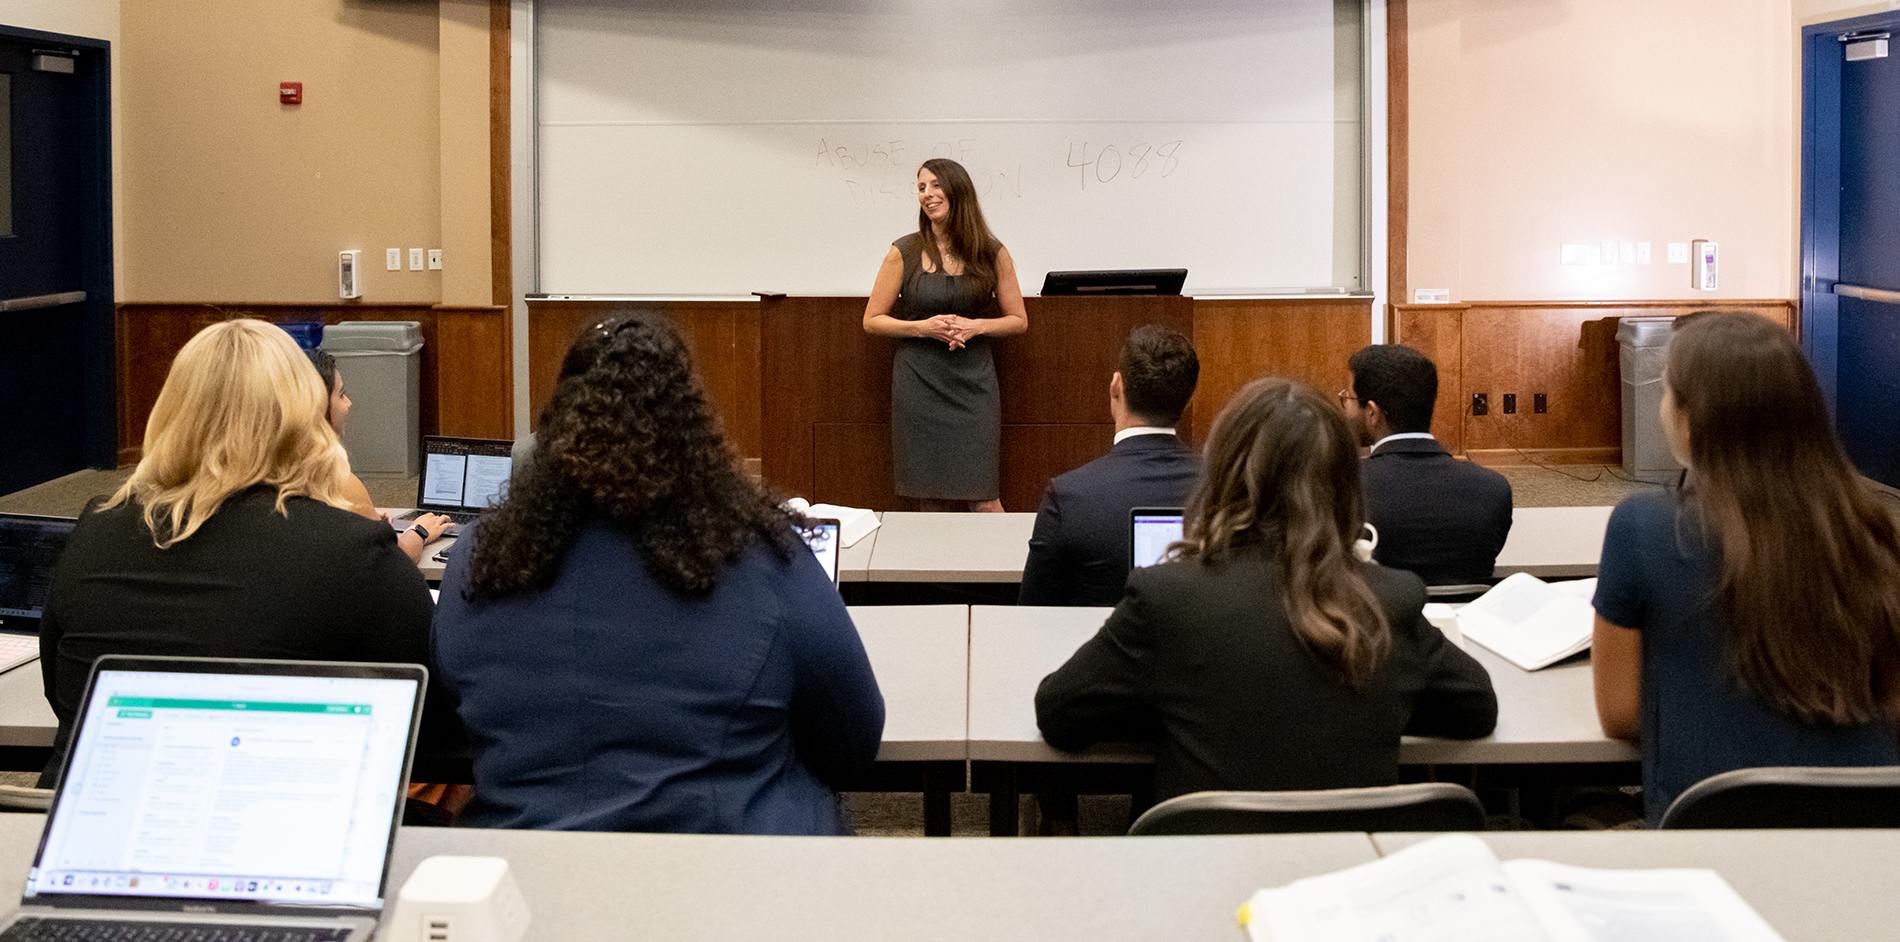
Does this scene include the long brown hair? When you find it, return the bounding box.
[1667,311,1900,725]
[915,158,1002,290]
[1174,378,1391,689]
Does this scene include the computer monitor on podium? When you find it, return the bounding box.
[1040,269,1188,296]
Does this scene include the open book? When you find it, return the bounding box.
[1456,573,1598,670]
[782,498,880,547]
[1240,834,1784,942]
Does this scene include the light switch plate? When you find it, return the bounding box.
[408,248,425,271]
[1667,242,1690,264]
[385,248,402,271]
[1413,287,1450,303]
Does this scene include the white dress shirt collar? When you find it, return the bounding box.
[1114,426,1178,446]
[1369,431,1436,454]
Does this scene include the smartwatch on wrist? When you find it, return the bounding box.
[409,524,432,542]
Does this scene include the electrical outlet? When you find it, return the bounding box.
[1502,393,1517,414]
[385,248,401,271]
[427,248,443,271]
[1471,393,1488,417]
[1533,393,1548,414]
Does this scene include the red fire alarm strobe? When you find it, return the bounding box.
[279,82,302,105]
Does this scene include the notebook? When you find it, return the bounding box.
[1240,833,1783,942]
[1457,573,1600,671]
[0,513,78,674]
[391,436,514,528]
[4,656,426,942]
[1129,507,1184,570]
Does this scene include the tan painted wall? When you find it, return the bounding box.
[118,1,444,303]
[1409,0,1796,301]
[438,0,494,308]
[0,0,123,291]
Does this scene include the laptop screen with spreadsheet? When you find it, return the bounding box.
[26,658,423,912]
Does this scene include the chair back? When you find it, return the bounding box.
[1658,766,1900,829]
[1127,783,1486,836]
[0,784,53,812]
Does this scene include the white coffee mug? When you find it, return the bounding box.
[1352,522,1379,563]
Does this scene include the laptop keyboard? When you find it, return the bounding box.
[0,919,352,941]
[395,509,480,526]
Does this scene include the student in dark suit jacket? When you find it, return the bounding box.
[432,313,885,836]
[1343,344,1512,586]
[1037,379,1497,803]
[37,319,447,787]
[1019,325,1202,607]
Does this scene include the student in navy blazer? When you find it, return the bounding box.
[1019,325,1202,607]
[1343,345,1512,586]
[432,314,884,835]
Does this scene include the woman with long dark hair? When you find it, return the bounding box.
[1035,378,1496,802]
[432,313,885,835]
[863,158,1028,511]
[1593,311,1900,823]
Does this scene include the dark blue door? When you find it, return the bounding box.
[1837,34,1900,489]
[0,26,114,496]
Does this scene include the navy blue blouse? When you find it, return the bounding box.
[1593,491,1898,823]
[432,522,885,835]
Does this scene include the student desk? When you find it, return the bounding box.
[1494,505,1614,578]
[1373,830,1900,942]
[967,606,1636,834]
[0,814,1378,940]
[0,608,970,836]
[416,522,883,584]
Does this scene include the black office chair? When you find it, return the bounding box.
[1127,783,1487,836]
[1658,766,1900,829]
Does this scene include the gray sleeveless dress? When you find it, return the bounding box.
[888,233,1002,501]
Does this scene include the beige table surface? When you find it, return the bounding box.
[1374,829,1900,942]
[0,814,1377,941]
[1493,505,1614,578]
[865,512,1036,582]
[0,607,971,765]
[967,605,1636,765]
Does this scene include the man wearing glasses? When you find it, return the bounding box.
[1338,344,1513,588]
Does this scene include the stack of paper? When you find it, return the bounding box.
[1240,834,1784,942]
[1457,574,1598,671]
[783,498,880,548]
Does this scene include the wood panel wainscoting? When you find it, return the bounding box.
[116,302,512,464]
[527,296,1374,512]
[1391,299,1796,465]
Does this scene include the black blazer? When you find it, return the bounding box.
[1035,546,1496,802]
[1361,437,1513,586]
[38,486,451,786]
[1018,433,1201,607]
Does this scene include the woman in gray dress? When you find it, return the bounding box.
[863,158,1028,511]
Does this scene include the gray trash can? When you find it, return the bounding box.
[322,321,424,475]
[1617,316,1681,484]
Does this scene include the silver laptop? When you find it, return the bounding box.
[1129,507,1185,570]
[392,435,515,528]
[4,656,426,942]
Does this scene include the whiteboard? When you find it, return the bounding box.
[536,0,1365,296]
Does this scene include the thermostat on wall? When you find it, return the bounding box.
[1691,239,1718,291]
[339,249,362,300]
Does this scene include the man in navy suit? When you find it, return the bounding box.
[1019,325,1202,607]
[1342,344,1513,587]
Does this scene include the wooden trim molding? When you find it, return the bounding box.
[1391,298,1795,462]
[489,0,512,310]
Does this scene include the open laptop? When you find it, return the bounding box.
[0,514,77,674]
[1129,507,1185,570]
[801,518,842,587]
[4,656,426,942]
[391,436,514,528]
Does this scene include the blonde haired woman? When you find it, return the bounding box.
[1036,378,1496,802]
[36,319,443,787]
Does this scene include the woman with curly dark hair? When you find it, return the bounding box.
[431,312,885,835]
